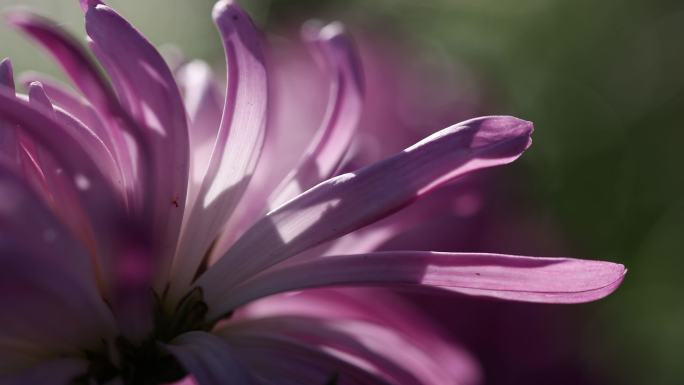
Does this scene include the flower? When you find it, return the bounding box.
[0,0,626,384]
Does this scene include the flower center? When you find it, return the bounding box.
[154,287,212,342]
[74,338,185,385]
[74,288,220,384]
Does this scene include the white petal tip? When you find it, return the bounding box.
[212,0,240,22]
[319,21,347,41]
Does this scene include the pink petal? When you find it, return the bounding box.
[5,11,120,119]
[0,167,116,370]
[163,376,199,385]
[198,115,533,311]
[20,82,62,207]
[6,10,145,214]
[0,58,19,168]
[0,89,121,225]
[169,0,268,300]
[225,317,455,385]
[225,252,626,312]
[0,58,14,91]
[82,2,190,280]
[240,288,482,385]
[18,72,114,153]
[27,81,122,192]
[232,288,480,385]
[269,22,364,208]
[220,330,391,385]
[0,90,136,313]
[166,331,253,385]
[176,60,223,209]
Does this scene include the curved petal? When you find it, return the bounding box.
[225,317,460,385]
[231,288,480,385]
[169,0,268,300]
[0,167,116,372]
[0,90,137,318]
[176,60,223,208]
[82,1,190,280]
[166,331,253,385]
[219,330,391,385]
[0,59,19,168]
[4,10,119,118]
[0,90,123,230]
[223,252,626,314]
[198,116,533,308]
[269,22,364,208]
[0,59,14,91]
[20,81,61,208]
[5,9,147,215]
[18,72,113,152]
[27,81,122,191]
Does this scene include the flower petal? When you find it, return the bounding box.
[5,9,146,213]
[166,331,253,385]
[0,90,137,318]
[0,90,123,232]
[4,11,119,118]
[269,22,364,208]
[169,0,268,300]
[232,288,480,385]
[219,330,392,385]
[198,115,533,309]
[224,317,454,385]
[223,252,626,313]
[0,58,14,91]
[0,58,19,168]
[28,81,122,192]
[0,167,116,372]
[82,1,190,279]
[18,72,114,153]
[176,60,223,209]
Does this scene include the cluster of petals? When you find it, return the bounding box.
[0,0,626,384]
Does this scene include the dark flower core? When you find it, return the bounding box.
[73,288,219,385]
[74,338,185,385]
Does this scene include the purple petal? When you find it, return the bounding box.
[0,166,116,368]
[26,81,51,109]
[166,331,253,385]
[1,89,114,238]
[233,288,480,385]
[169,0,268,300]
[5,11,118,116]
[219,330,392,385]
[30,81,120,186]
[5,10,145,212]
[18,73,114,152]
[224,252,626,312]
[198,115,533,309]
[176,60,223,208]
[0,90,132,306]
[82,2,190,279]
[269,22,364,207]
[0,58,19,167]
[0,58,15,91]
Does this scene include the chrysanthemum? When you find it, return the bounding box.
[0,1,626,384]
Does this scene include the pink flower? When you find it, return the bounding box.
[0,0,625,384]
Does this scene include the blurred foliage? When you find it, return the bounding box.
[1,0,682,384]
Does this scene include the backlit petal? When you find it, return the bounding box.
[199,116,533,311]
